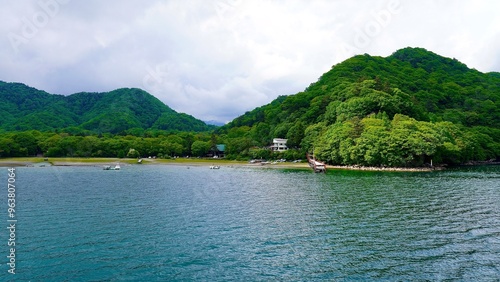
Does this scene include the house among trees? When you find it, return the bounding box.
[210,144,226,158]
[271,138,288,152]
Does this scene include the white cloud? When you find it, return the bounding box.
[1,0,499,123]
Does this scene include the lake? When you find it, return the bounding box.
[1,164,499,281]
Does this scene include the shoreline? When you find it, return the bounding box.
[327,165,443,172]
[0,157,451,172]
[0,157,310,170]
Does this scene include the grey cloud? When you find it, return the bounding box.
[1,0,499,123]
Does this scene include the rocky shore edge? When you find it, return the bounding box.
[327,165,443,172]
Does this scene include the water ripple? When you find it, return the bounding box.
[0,165,498,281]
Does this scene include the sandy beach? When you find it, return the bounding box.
[0,157,445,172]
[0,157,310,170]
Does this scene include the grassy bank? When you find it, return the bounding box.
[0,157,266,168]
[0,157,440,171]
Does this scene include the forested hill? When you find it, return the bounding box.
[218,47,500,167]
[0,82,215,133]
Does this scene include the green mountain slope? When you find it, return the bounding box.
[218,47,500,166]
[0,82,214,133]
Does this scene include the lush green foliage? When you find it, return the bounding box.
[218,47,500,166]
[2,48,499,166]
[0,130,221,159]
[0,83,215,133]
[313,114,499,167]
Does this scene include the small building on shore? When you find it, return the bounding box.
[270,138,288,152]
[209,144,226,158]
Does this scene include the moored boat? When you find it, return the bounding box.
[103,164,121,170]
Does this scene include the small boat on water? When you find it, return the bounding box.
[209,165,220,169]
[103,164,121,170]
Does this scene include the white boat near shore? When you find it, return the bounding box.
[103,164,121,170]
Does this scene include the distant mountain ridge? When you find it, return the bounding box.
[205,120,226,126]
[0,82,215,133]
[223,47,500,131]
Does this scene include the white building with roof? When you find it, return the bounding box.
[271,138,288,151]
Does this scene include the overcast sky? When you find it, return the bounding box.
[1,0,499,123]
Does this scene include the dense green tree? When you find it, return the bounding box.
[0,137,20,157]
[191,141,210,157]
[127,148,140,158]
[159,140,184,157]
[286,121,305,148]
[77,136,99,157]
[249,147,271,160]
[12,131,38,156]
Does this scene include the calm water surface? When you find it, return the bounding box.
[1,164,499,281]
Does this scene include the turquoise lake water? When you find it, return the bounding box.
[1,164,499,281]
